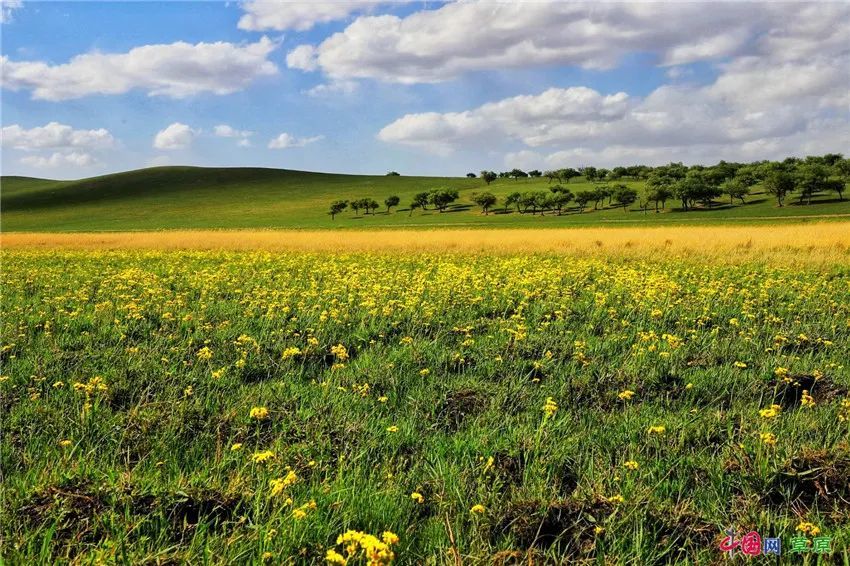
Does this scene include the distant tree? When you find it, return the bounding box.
[543,170,559,183]
[612,186,638,211]
[763,171,794,207]
[329,200,348,220]
[721,178,751,205]
[472,192,497,214]
[412,192,431,210]
[466,172,477,178]
[350,199,363,216]
[528,169,542,178]
[386,171,401,176]
[363,198,380,215]
[574,190,594,212]
[645,186,673,212]
[408,201,421,216]
[591,187,607,210]
[581,166,598,182]
[833,158,850,200]
[510,168,528,181]
[429,188,459,212]
[498,171,511,179]
[384,195,400,213]
[821,153,844,167]
[550,190,573,215]
[795,163,830,205]
[480,170,498,185]
[824,179,845,202]
[558,168,581,183]
[504,191,522,213]
[674,170,722,209]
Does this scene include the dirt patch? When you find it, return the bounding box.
[18,479,110,547]
[763,448,850,509]
[492,498,611,555]
[435,388,489,432]
[767,374,846,409]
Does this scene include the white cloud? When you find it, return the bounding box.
[20,151,97,168]
[1,37,278,100]
[1,0,22,23]
[153,123,197,150]
[267,132,324,149]
[378,87,631,153]
[214,124,253,146]
[305,80,359,97]
[379,56,849,166]
[238,1,380,31]
[288,2,850,85]
[2,121,115,151]
[286,45,318,72]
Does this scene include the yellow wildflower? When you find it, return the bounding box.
[251,450,275,463]
[618,390,635,401]
[470,504,486,514]
[410,492,424,504]
[250,406,269,420]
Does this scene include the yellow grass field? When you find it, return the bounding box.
[3,222,850,265]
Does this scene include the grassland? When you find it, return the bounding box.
[2,233,849,563]
[3,166,849,232]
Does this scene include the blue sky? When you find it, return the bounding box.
[2,1,847,179]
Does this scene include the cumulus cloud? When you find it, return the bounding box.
[267,133,324,149]
[288,2,849,85]
[1,37,278,100]
[238,1,380,31]
[20,151,97,168]
[214,124,253,146]
[153,123,197,150]
[2,121,115,151]
[1,0,22,23]
[378,3,850,166]
[287,1,792,84]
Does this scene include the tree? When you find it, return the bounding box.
[558,168,581,183]
[429,188,459,212]
[329,200,348,220]
[720,178,750,205]
[510,168,528,181]
[833,158,850,200]
[466,172,477,178]
[350,199,363,216]
[504,191,522,213]
[408,201,421,216]
[472,192,497,214]
[581,166,598,182]
[480,170,497,185]
[543,170,559,183]
[612,186,638,211]
[574,191,593,212]
[386,171,400,176]
[645,186,673,212]
[363,198,380,215]
[528,169,542,178]
[795,164,830,204]
[384,195,400,213]
[550,190,573,215]
[412,192,430,210]
[763,171,794,207]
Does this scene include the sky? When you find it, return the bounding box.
[1,1,848,180]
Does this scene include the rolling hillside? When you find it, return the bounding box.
[2,166,849,232]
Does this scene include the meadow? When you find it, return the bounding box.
[2,230,849,563]
[3,166,849,232]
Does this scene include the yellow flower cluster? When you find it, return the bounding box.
[328,530,399,565]
[542,397,558,418]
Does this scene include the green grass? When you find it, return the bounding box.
[2,166,849,231]
[2,249,848,563]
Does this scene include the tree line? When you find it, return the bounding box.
[330,154,848,218]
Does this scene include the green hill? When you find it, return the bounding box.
[2,166,848,231]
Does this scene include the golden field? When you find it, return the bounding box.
[3,222,850,265]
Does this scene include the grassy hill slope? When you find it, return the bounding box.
[2,166,848,231]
